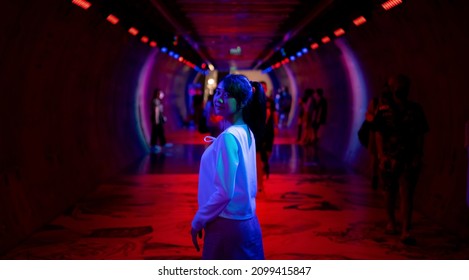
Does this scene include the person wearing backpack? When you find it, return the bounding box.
[361,85,392,190]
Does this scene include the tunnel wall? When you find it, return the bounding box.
[0,1,162,253]
[277,0,469,234]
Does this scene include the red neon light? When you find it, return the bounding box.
[106,14,119,24]
[310,43,319,50]
[353,16,367,26]
[381,0,403,10]
[72,0,91,10]
[334,28,345,37]
[141,36,149,43]
[178,57,184,62]
[128,27,139,36]
[149,41,157,47]
[321,36,331,44]
[201,63,207,69]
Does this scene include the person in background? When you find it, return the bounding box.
[190,74,266,259]
[150,88,172,153]
[311,88,327,145]
[365,84,392,190]
[276,86,292,128]
[299,88,315,145]
[373,74,429,245]
[257,81,275,192]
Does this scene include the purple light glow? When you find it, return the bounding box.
[136,49,158,149]
[335,38,368,162]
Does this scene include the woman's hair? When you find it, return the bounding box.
[221,74,253,109]
[220,74,266,147]
[246,81,267,150]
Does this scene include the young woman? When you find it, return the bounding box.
[190,74,266,259]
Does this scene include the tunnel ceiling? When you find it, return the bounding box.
[92,0,382,71]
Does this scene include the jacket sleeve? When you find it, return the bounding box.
[191,133,239,231]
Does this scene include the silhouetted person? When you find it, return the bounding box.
[373,74,429,245]
[150,88,172,153]
[191,74,265,259]
[297,89,310,142]
[311,88,327,145]
[299,88,315,145]
[365,84,392,190]
[192,92,205,131]
[254,81,271,193]
[276,86,292,128]
[262,82,276,165]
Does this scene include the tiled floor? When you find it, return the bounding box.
[3,129,469,259]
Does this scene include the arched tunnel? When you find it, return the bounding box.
[1,0,469,259]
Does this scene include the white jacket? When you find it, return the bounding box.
[192,125,258,231]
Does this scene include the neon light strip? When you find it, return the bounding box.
[353,16,367,26]
[334,28,345,37]
[106,14,119,24]
[321,36,331,44]
[382,0,403,10]
[128,27,139,36]
[72,0,91,10]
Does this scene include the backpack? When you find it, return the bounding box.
[358,120,372,148]
[357,97,378,148]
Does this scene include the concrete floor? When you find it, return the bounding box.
[2,129,469,259]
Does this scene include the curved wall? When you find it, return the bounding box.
[0,1,195,253]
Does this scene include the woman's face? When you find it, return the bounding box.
[213,81,238,118]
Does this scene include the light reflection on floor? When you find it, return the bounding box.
[2,129,469,259]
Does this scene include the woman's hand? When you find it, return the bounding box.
[191,228,203,252]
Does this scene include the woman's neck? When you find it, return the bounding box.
[224,110,245,127]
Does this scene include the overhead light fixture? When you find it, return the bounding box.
[72,0,91,10]
[381,0,403,10]
[106,14,119,25]
[353,16,367,26]
[334,28,345,37]
[128,27,139,36]
[321,36,331,44]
